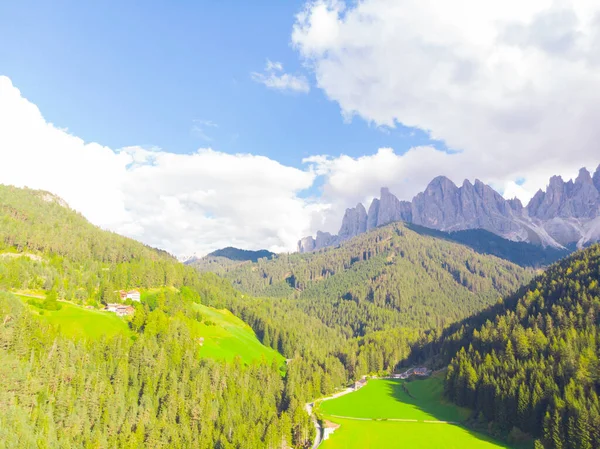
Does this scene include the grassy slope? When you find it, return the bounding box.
[16,294,283,365]
[318,374,512,449]
[193,303,285,366]
[17,295,130,340]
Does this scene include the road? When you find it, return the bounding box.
[305,386,358,448]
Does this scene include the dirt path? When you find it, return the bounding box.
[326,415,458,424]
[12,292,44,299]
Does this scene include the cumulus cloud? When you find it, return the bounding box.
[251,59,311,93]
[0,76,322,256]
[293,0,600,211]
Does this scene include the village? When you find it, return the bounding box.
[103,289,140,317]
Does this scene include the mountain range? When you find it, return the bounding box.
[299,165,600,253]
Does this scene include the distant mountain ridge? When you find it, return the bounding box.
[186,246,276,274]
[299,165,600,253]
[207,247,275,262]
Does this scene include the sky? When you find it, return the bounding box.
[1,0,600,257]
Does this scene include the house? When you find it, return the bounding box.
[105,303,135,317]
[354,376,367,390]
[323,421,340,441]
[119,290,141,302]
[116,305,135,317]
[105,303,120,313]
[198,337,205,346]
[392,367,430,379]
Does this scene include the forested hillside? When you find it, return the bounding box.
[0,290,297,448]
[0,186,421,448]
[0,185,199,303]
[406,224,571,268]
[193,222,531,334]
[432,245,600,448]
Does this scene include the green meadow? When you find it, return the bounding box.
[318,374,513,449]
[18,295,130,340]
[15,290,282,365]
[192,303,285,366]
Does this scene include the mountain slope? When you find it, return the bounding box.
[300,165,600,253]
[0,184,199,303]
[0,185,324,448]
[432,245,600,447]
[203,222,531,334]
[0,185,172,263]
[405,224,571,268]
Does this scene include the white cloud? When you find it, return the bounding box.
[251,59,311,93]
[0,76,322,256]
[191,119,218,142]
[293,0,600,210]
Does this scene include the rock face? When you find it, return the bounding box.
[594,165,600,193]
[411,177,524,238]
[338,203,368,240]
[376,187,412,227]
[367,198,380,230]
[297,165,600,252]
[297,236,316,253]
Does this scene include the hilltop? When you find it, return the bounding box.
[187,246,275,274]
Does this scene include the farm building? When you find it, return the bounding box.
[392,367,431,379]
[105,303,135,317]
[354,377,367,390]
[118,290,141,302]
[105,303,120,313]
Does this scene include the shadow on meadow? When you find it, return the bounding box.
[386,377,519,449]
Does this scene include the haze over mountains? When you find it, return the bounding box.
[299,165,600,253]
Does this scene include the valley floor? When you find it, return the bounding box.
[316,375,514,449]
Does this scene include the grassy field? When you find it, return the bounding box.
[318,374,514,449]
[193,303,285,366]
[15,291,284,365]
[18,295,130,340]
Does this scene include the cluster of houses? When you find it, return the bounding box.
[392,367,431,379]
[104,289,140,317]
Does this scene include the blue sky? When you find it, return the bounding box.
[1,1,598,256]
[0,1,434,169]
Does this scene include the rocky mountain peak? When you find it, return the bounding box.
[367,198,380,230]
[297,236,316,253]
[425,176,458,195]
[338,203,368,240]
[298,164,600,253]
[548,175,564,190]
[575,167,593,185]
[377,187,412,227]
[507,198,524,214]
